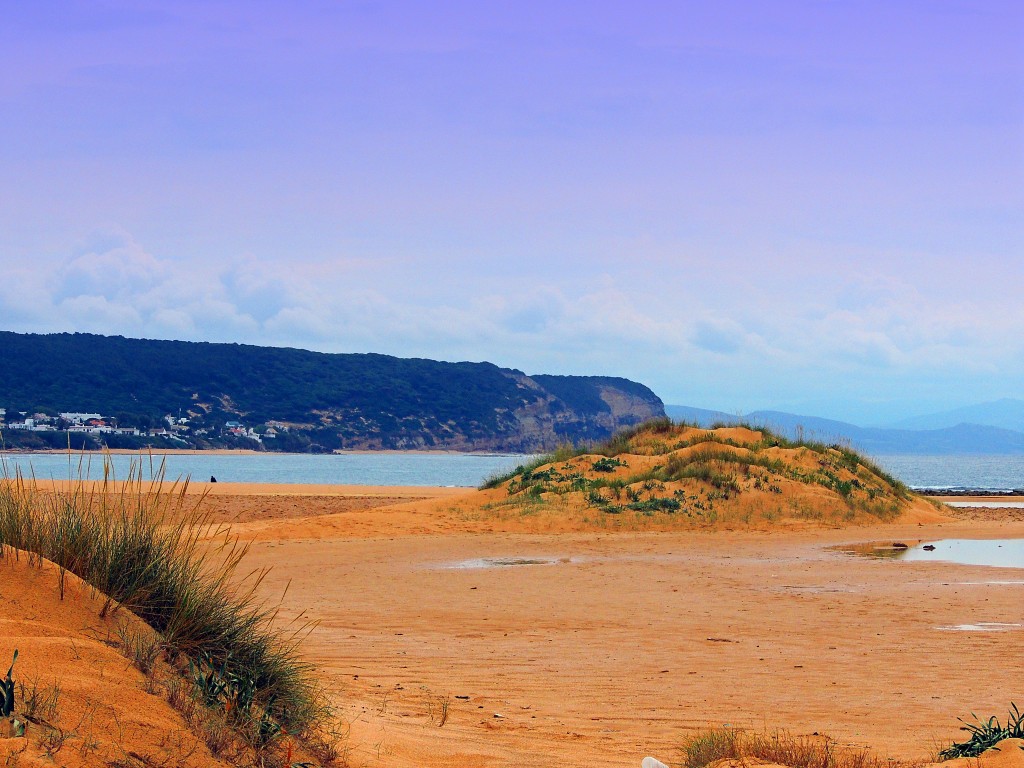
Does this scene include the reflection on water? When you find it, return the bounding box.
[442,556,571,569]
[839,539,1024,569]
[937,623,1023,632]
[944,500,1024,508]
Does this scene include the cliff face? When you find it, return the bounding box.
[377,372,667,453]
[317,372,665,452]
[0,332,665,453]
[495,375,664,452]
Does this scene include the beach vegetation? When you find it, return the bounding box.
[480,418,915,525]
[679,726,920,768]
[1,649,16,718]
[0,456,337,765]
[939,703,1024,759]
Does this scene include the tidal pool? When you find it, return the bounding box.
[839,538,1024,569]
[936,622,1023,632]
[440,556,571,569]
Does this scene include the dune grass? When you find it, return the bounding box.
[0,454,329,746]
[679,727,921,768]
[480,419,911,525]
[939,703,1024,759]
[481,418,907,498]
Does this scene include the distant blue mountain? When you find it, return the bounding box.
[662,405,735,425]
[888,398,1024,432]
[664,404,1024,455]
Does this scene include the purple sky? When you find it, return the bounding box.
[1,1,1022,424]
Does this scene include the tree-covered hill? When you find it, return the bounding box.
[0,332,664,452]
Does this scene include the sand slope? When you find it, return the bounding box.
[0,554,225,768]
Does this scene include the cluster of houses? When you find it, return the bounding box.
[0,409,284,444]
[1,411,146,436]
[222,420,281,442]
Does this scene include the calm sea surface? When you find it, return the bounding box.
[1,451,1021,491]
[0,452,532,488]
[872,454,1024,492]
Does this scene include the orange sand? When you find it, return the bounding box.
[5,482,1023,768]
[215,487,1021,767]
[0,557,222,767]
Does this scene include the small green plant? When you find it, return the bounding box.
[591,457,627,473]
[626,497,681,514]
[189,652,232,709]
[940,703,1024,759]
[1,650,16,718]
[17,677,60,723]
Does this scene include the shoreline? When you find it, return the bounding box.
[3,478,472,497]
[1,447,529,457]
[3,476,1021,504]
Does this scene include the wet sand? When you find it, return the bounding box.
[204,488,1024,768]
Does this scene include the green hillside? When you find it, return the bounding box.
[0,332,664,452]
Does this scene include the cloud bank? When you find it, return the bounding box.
[4,231,1021,424]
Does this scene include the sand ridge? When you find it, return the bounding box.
[0,556,224,768]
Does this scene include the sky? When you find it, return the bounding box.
[1,1,1022,425]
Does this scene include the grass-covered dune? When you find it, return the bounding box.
[481,419,944,528]
[0,461,340,767]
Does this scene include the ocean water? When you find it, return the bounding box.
[0,450,1020,491]
[872,454,1024,492]
[0,451,533,488]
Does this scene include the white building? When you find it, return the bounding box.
[60,412,103,424]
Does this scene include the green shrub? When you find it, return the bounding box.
[1,649,15,717]
[940,703,1024,759]
[591,457,627,473]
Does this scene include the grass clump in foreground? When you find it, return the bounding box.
[0,455,337,765]
[939,703,1024,760]
[680,727,921,768]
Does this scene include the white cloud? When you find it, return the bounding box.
[6,231,1024,423]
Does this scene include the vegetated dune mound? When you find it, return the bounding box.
[479,420,946,529]
[0,469,338,768]
[0,554,224,768]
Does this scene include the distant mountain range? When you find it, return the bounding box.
[886,398,1024,432]
[665,403,1024,455]
[0,332,664,452]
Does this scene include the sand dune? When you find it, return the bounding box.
[0,557,223,767]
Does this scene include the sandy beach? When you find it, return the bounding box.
[181,484,1024,768]
[3,476,1021,767]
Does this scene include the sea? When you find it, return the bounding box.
[0,451,1022,492]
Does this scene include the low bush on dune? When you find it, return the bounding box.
[679,727,921,768]
[0,455,336,764]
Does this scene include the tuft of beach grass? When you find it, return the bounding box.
[0,453,330,743]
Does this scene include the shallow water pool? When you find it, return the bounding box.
[839,538,1024,569]
[440,556,572,569]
